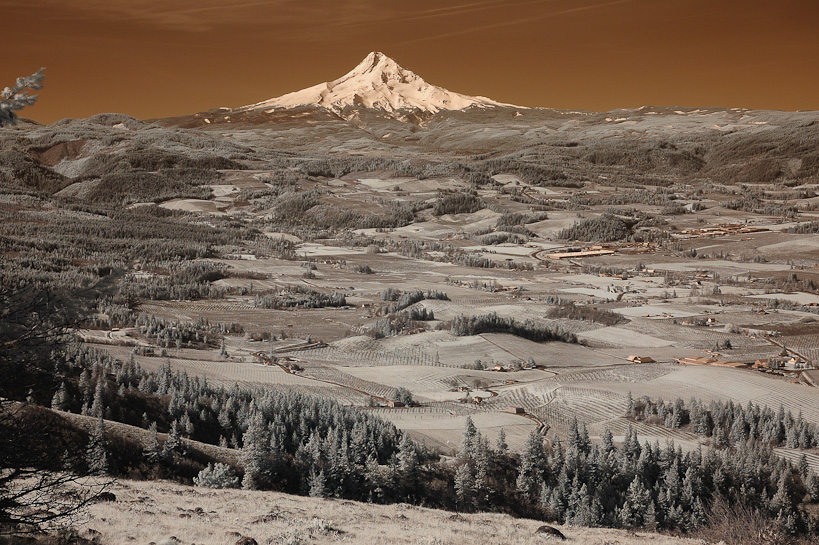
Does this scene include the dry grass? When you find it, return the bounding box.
[75,479,708,545]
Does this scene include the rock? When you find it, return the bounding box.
[235,538,258,545]
[94,492,117,502]
[535,525,566,540]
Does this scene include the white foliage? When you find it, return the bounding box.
[0,68,45,126]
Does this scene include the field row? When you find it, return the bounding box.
[773,448,819,474]
[555,364,673,384]
[300,364,398,399]
[293,345,440,367]
[587,366,819,424]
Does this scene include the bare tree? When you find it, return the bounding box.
[0,68,45,127]
[0,284,80,399]
[0,402,109,533]
[0,282,113,534]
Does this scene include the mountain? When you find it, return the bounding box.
[238,51,522,118]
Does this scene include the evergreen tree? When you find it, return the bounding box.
[619,476,651,528]
[454,462,475,510]
[460,416,478,459]
[516,430,546,499]
[567,481,599,526]
[495,427,508,455]
[309,469,327,498]
[90,377,105,417]
[807,471,819,501]
[397,432,421,496]
[143,422,161,464]
[473,434,492,508]
[0,68,45,127]
[626,391,636,417]
[85,416,109,476]
[240,414,272,490]
[364,454,384,501]
[162,419,184,460]
[51,382,70,411]
[771,472,794,518]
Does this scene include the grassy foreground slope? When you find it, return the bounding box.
[81,478,703,545]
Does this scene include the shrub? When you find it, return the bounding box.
[193,462,240,489]
[253,287,346,309]
[395,387,414,406]
[432,191,484,216]
[547,303,626,326]
[558,213,631,242]
[448,313,577,343]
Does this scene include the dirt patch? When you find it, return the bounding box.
[30,139,87,166]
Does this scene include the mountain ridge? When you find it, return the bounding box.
[238,51,524,118]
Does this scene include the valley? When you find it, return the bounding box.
[3,52,819,543]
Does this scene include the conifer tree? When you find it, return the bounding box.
[516,430,546,499]
[85,416,109,476]
[619,476,651,528]
[806,471,819,501]
[495,427,508,455]
[364,454,384,501]
[240,414,272,490]
[90,378,105,418]
[162,419,184,460]
[51,382,70,412]
[143,422,161,464]
[309,469,327,497]
[397,433,421,496]
[460,416,478,459]
[454,463,475,510]
[1,68,45,127]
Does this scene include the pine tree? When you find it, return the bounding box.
[85,416,109,476]
[495,427,508,455]
[454,463,475,510]
[90,378,105,417]
[460,416,478,459]
[364,454,384,501]
[143,422,161,464]
[162,419,184,460]
[516,430,546,499]
[602,428,615,454]
[771,472,794,517]
[0,68,45,127]
[567,480,598,526]
[473,434,492,508]
[309,469,327,497]
[623,426,642,461]
[644,499,658,531]
[240,414,272,490]
[619,476,651,528]
[180,412,194,437]
[807,471,819,501]
[626,391,636,417]
[79,369,92,403]
[51,382,70,412]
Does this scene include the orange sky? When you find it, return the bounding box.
[6,0,819,123]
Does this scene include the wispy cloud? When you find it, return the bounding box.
[393,0,640,45]
[31,1,341,31]
[27,0,593,34]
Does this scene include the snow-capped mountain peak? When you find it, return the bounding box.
[242,52,520,116]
